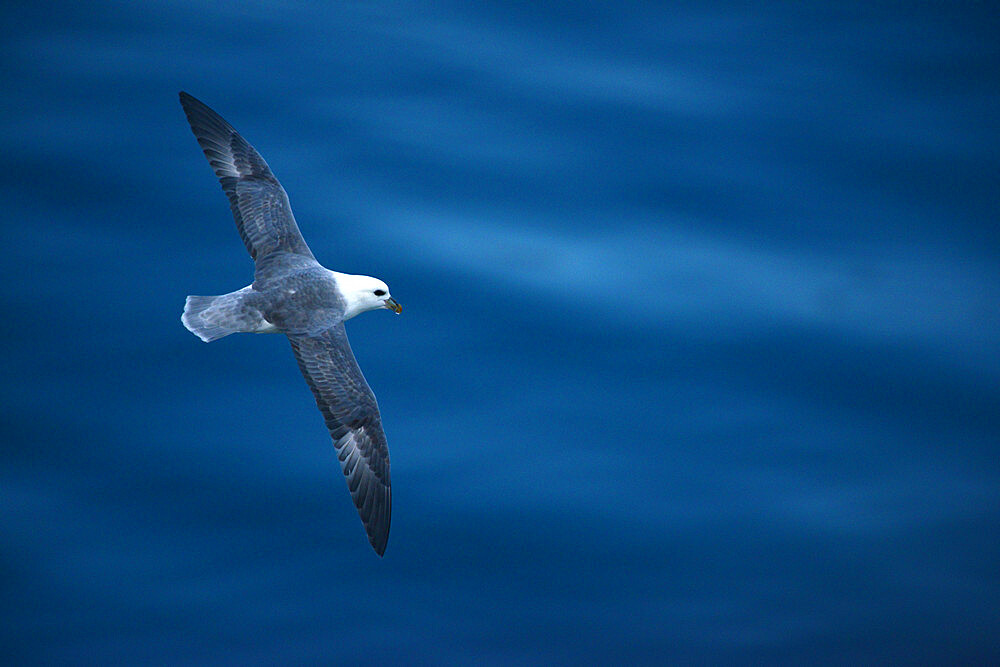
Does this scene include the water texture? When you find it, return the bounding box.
[1,2,998,663]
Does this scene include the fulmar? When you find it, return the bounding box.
[178,92,400,556]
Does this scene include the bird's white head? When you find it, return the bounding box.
[332,272,402,321]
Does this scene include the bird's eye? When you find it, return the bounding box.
[374,289,386,297]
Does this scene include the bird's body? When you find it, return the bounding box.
[178,92,399,556]
[183,267,385,341]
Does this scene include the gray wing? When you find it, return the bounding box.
[179,92,316,268]
[287,325,391,556]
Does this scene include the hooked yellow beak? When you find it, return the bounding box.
[384,297,402,314]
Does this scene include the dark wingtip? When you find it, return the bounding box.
[370,527,389,556]
[178,91,201,115]
[368,525,389,557]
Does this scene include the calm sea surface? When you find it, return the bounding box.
[1,2,998,663]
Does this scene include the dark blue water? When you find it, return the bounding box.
[2,2,998,663]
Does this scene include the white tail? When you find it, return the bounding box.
[181,285,272,342]
[182,295,238,342]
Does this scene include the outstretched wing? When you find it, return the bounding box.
[179,92,315,266]
[287,325,391,556]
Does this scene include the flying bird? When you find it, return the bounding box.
[178,92,400,556]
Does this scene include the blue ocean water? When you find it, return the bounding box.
[1,2,998,662]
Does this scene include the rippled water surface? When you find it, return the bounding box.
[2,2,998,662]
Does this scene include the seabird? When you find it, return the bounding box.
[178,92,400,556]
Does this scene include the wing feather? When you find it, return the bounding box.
[287,325,391,556]
[179,92,315,266]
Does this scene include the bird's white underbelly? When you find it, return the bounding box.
[255,321,281,334]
